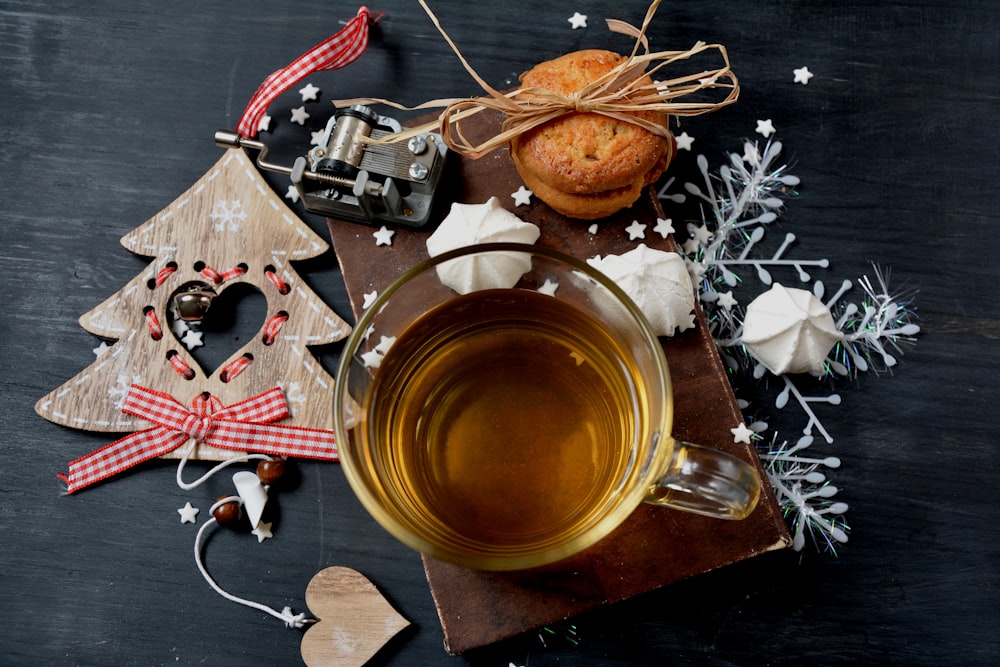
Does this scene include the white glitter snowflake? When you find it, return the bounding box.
[209,199,248,232]
[108,372,141,409]
[277,380,307,416]
[659,139,919,552]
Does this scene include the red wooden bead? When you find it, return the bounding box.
[213,497,242,525]
[257,458,286,485]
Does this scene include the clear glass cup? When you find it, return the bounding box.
[333,242,760,571]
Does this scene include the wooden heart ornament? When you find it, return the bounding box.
[301,567,410,667]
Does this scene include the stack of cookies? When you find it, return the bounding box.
[511,50,675,221]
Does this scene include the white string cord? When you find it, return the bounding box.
[175,438,271,491]
[176,443,309,627]
[194,496,315,629]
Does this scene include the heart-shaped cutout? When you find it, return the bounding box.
[301,567,410,667]
[169,282,267,377]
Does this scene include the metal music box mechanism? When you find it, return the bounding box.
[216,104,449,228]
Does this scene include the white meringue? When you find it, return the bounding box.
[742,283,843,375]
[587,244,696,337]
[426,197,541,294]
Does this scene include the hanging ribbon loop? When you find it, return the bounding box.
[235,6,383,138]
[59,385,338,494]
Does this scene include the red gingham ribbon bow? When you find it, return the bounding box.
[59,385,338,494]
[236,6,382,138]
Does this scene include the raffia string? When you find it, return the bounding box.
[333,0,739,160]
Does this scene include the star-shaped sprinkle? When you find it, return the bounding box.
[730,422,755,444]
[362,290,378,309]
[793,66,814,85]
[252,521,273,543]
[755,118,776,138]
[258,114,272,133]
[690,224,712,245]
[93,341,111,358]
[171,319,189,340]
[653,217,674,238]
[299,82,321,101]
[587,223,599,235]
[285,185,300,203]
[361,349,383,369]
[360,340,393,371]
[686,260,706,283]
[568,12,587,29]
[181,328,204,350]
[373,225,395,246]
[178,502,199,524]
[374,335,396,355]
[681,238,701,255]
[511,185,533,206]
[290,106,310,125]
[538,278,559,296]
[717,290,738,310]
[625,220,646,240]
[674,131,694,151]
[310,129,325,146]
[742,143,760,164]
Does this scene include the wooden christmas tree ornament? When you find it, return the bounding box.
[36,148,351,476]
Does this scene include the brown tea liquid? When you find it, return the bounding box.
[360,288,647,558]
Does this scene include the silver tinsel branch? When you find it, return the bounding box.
[758,433,850,553]
[826,268,922,376]
[659,137,919,552]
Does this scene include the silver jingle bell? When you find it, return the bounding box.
[173,284,216,322]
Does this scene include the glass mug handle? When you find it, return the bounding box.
[644,439,762,520]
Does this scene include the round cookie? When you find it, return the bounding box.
[515,157,644,220]
[512,128,674,220]
[512,49,671,195]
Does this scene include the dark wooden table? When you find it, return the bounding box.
[2,1,997,665]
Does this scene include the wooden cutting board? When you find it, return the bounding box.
[326,109,791,655]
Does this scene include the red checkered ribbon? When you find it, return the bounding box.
[59,384,338,494]
[235,6,381,138]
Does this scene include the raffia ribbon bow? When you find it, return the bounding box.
[59,385,338,493]
[336,0,739,159]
